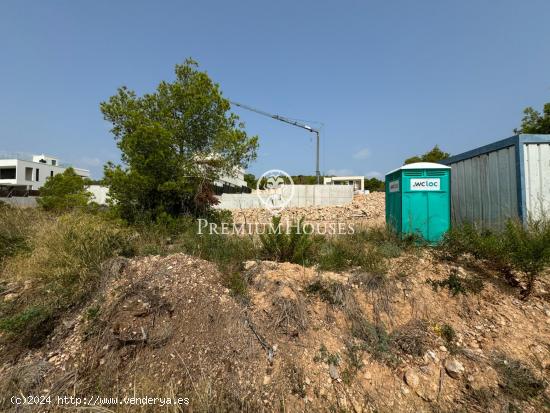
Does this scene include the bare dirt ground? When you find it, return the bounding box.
[231,192,386,228]
[2,249,549,412]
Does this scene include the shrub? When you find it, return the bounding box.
[434,322,458,353]
[493,355,547,400]
[427,271,467,296]
[259,216,313,264]
[440,323,456,343]
[392,319,430,357]
[305,279,347,306]
[37,167,92,212]
[350,316,392,362]
[442,220,550,298]
[428,272,484,296]
[0,306,55,348]
[503,219,550,297]
[316,238,361,271]
[224,272,248,299]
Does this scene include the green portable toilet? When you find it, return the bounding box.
[385,162,451,243]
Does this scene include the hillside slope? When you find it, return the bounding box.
[1,250,549,412]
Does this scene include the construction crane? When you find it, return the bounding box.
[230,100,321,184]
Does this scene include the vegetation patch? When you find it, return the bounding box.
[440,220,550,298]
[313,344,341,366]
[316,233,389,273]
[224,272,249,299]
[305,279,348,307]
[286,363,307,398]
[345,306,393,363]
[341,341,365,384]
[391,319,430,357]
[0,211,132,350]
[427,269,484,296]
[259,216,314,265]
[493,355,547,400]
[271,294,307,335]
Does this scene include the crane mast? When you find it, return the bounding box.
[230,100,321,184]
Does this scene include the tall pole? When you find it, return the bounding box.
[315,130,320,184]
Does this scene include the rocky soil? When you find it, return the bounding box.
[231,192,386,228]
[1,249,549,412]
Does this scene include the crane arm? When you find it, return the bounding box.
[229,99,321,183]
[230,101,319,133]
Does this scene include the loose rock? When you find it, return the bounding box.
[404,368,419,388]
[445,359,465,379]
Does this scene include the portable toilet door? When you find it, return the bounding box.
[385,162,451,243]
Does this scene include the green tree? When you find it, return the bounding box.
[100,59,258,222]
[244,173,257,189]
[364,177,385,192]
[514,103,550,134]
[37,168,91,211]
[291,175,318,185]
[404,145,450,165]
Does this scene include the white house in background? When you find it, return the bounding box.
[324,175,365,193]
[0,153,90,191]
[214,167,248,190]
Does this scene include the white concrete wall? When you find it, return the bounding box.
[88,185,110,205]
[214,185,353,210]
[0,197,38,208]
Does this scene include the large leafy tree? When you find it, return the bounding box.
[101,59,258,222]
[404,145,450,165]
[38,168,92,211]
[514,103,550,134]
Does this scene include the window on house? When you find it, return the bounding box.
[51,160,57,166]
[50,171,54,178]
[35,169,40,181]
[0,168,16,179]
[25,167,33,181]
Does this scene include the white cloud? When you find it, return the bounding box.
[365,171,382,179]
[326,168,354,176]
[352,148,370,160]
[79,157,102,167]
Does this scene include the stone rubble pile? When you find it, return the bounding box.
[231,191,385,227]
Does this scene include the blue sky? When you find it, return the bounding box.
[1,0,549,179]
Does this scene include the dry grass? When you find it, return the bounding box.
[0,211,133,349]
[305,277,348,306]
[270,294,308,335]
[0,205,50,266]
[392,319,431,357]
